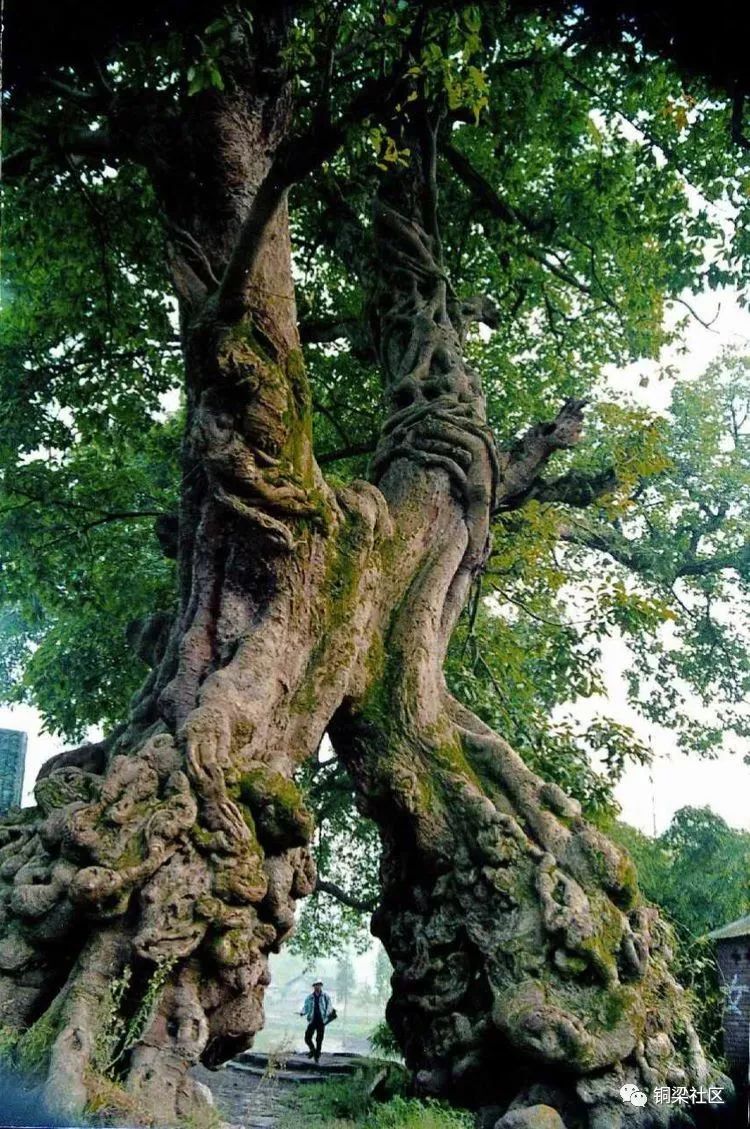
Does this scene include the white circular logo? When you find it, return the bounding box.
[620,1083,647,1106]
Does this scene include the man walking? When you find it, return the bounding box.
[300,978,333,1062]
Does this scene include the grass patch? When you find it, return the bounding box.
[366,1097,474,1129]
[0,1025,20,1069]
[280,1071,473,1129]
[285,1073,374,1125]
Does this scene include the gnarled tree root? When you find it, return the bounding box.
[331,690,730,1128]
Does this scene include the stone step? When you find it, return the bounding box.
[232,1050,363,1076]
[226,1060,332,1085]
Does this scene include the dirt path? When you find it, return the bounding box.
[192,1051,363,1129]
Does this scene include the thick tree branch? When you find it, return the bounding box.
[314,878,377,914]
[533,466,617,508]
[300,312,376,362]
[300,315,362,346]
[676,545,750,578]
[444,142,594,297]
[32,510,168,555]
[218,134,370,320]
[216,159,294,319]
[43,78,104,107]
[317,442,377,466]
[444,142,528,228]
[4,129,116,178]
[559,521,750,582]
[459,293,501,330]
[557,523,646,571]
[494,398,592,512]
[217,20,428,321]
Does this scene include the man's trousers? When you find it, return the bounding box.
[305,1017,325,1058]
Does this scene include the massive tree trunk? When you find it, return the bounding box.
[327,122,723,1128]
[0,26,378,1122]
[0,34,725,1129]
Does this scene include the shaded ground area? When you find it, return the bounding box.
[192,1050,364,1129]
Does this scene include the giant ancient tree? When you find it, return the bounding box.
[2,2,750,1125]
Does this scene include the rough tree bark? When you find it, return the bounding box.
[0,27,727,1129]
[0,17,378,1121]
[325,116,726,1129]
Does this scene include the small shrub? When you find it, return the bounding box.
[180,1100,223,1129]
[262,1034,295,1084]
[288,1072,374,1124]
[84,1070,143,1123]
[93,956,177,1078]
[0,1025,20,1069]
[15,1001,63,1078]
[369,1022,403,1060]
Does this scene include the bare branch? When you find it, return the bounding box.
[314,878,377,914]
[669,294,721,331]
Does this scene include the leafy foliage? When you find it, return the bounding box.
[616,805,750,940]
[0,414,180,738]
[0,132,181,738]
[613,806,750,1056]
[369,1019,403,1061]
[292,756,380,958]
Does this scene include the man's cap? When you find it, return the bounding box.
[312,979,323,985]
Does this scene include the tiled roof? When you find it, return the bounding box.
[708,914,750,941]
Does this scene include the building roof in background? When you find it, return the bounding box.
[709,915,750,942]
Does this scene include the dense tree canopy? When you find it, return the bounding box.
[3,2,750,1123]
[616,806,750,1057]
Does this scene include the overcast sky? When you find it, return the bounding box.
[580,285,750,834]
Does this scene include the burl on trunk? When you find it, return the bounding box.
[0,47,725,1129]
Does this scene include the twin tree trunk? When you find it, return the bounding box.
[0,58,725,1129]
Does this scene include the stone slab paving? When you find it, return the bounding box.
[192,1063,294,1129]
[192,1051,362,1129]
